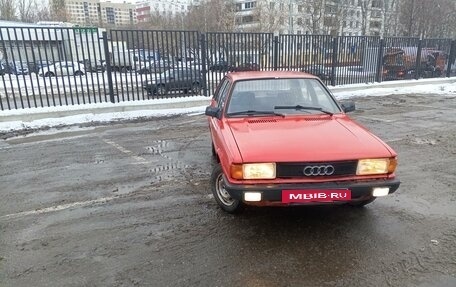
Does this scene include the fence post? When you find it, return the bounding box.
[273,36,279,71]
[200,33,208,97]
[102,31,115,103]
[447,40,456,78]
[376,38,385,83]
[331,37,338,86]
[415,39,423,80]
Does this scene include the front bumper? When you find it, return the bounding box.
[222,176,400,204]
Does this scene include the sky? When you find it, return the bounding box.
[1,81,455,133]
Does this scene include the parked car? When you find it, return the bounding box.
[209,60,233,72]
[137,59,172,74]
[301,64,333,81]
[144,68,203,96]
[0,61,14,75]
[6,61,30,75]
[39,61,85,77]
[232,62,260,72]
[205,71,400,213]
[29,60,53,74]
[79,59,105,73]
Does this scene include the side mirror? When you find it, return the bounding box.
[205,106,222,119]
[341,101,356,113]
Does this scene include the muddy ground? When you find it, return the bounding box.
[0,93,455,287]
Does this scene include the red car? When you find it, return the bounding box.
[205,71,400,213]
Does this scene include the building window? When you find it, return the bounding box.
[242,15,254,23]
[298,5,302,12]
[297,30,302,34]
[270,2,275,10]
[245,2,256,9]
[372,0,382,8]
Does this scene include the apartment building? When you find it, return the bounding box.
[149,0,192,17]
[65,0,137,27]
[234,0,398,36]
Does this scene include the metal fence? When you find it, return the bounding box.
[0,26,455,110]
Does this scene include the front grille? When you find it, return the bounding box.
[276,161,358,178]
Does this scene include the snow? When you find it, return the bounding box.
[1,79,455,133]
[334,81,456,99]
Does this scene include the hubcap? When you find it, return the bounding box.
[216,174,235,206]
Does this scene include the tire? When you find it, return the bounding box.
[74,71,83,76]
[349,197,376,207]
[44,72,54,77]
[210,164,243,214]
[156,85,167,96]
[191,83,201,95]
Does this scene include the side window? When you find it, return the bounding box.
[217,82,231,110]
[213,78,228,102]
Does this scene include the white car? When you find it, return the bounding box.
[39,61,85,77]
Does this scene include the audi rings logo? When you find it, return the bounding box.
[303,165,335,176]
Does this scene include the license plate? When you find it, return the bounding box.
[282,189,351,203]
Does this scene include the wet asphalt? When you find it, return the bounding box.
[0,93,455,287]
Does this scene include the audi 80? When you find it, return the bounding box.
[205,71,400,213]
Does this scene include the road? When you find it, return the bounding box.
[0,93,455,286]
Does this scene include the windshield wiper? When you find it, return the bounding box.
[274,105,333,116]
[227,110,285,117]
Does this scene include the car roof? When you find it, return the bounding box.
[226,71,319,82]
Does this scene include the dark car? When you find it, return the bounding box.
[0,61,29,75]
[0,61,14,75]
[233,62,260,72]
[137,59,172,74]
[301,65,333,81]
[209,60,232,72]
[144,68,203,96]
[79,59,105,73]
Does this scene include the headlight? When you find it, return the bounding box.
[231,163,276,179]
[356,158,397,175]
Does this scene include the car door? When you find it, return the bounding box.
[53,63,61,76]
[208,78,231,159]
[59,62,69,76]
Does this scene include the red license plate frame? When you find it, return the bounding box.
[282,189,351,203]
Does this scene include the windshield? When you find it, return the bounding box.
[226,78,341,116]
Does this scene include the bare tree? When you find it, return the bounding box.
[0,0,16,21]
[186,0,236,32]
[398,0,455,38]
[50,0,68,22]
[248,1,286,33]
[35,5,52,22]
[295,0,325,34]
[359,0,373,35]
[323,0,350,36]
[17,0,37,22]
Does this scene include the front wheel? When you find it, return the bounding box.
[191,83,201,95]
[210,164,243,214]
[156,85,167,96]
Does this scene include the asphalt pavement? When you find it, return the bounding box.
[0,93,455,286]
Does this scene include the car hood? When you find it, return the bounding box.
[227,115,394,163]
